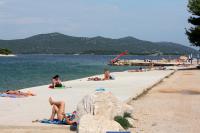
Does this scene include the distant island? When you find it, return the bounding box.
[0,32,198,55]
[0,48,12,55]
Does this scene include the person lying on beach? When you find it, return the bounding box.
[88,77,102,81]
[88,69,114,81]
[48,97,77,125]
[4,90,36,96]
[156,66,166,70]
[51,75,63,88]
[128,67,144,72]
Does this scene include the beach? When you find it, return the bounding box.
[0,70,174,128]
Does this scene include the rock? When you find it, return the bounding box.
[126,117,134,127]
[76,91,133,121]
[76,91,134,132]
[78,114,124,133]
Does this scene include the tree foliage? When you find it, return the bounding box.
[186,0,200,47]
[0,48,12,55]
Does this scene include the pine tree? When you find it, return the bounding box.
[186,0,200,47]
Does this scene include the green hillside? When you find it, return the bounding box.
[0,32,198,55]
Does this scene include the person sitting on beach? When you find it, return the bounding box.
[51,75,62,88]
[103,69,112,80]
[48,97,77,125]
[5,90,36,96]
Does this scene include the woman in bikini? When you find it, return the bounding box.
[48,97,77,125]
[5,90,36,96]
[88,69,113,81]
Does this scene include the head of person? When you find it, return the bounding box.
[53,75,59,80]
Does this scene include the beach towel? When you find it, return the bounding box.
[40,112,77,125]
[40,119,66,125]
[39,118,77,129]
[48,85,67,89]
[96,88,106,92]
[0,93,25,98]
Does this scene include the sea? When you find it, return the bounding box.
[0,54,178,91]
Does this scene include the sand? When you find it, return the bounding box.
[130,70,200,133]
[0,70,174,127]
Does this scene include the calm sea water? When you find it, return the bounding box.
[0,54,177,91]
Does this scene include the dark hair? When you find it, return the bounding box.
[53,75,59,79]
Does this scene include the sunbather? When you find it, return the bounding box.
[128,67,144,72]
[88,77,102,81]
[88,69,114,81]
[5,90,36,96]
[51,75,62,88]
[103,69,114,80]
[48,97,77,125]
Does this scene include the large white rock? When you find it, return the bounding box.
[76,91,134,132]
[76,91,133,121]
[78,114,124,133]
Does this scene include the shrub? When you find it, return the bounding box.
[114,115,132,129]
[123,112,132,118]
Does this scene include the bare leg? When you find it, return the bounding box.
[6,90,20,95]
[57,102,65,120]
[50,105,58,120]
[49,97,65,107]
[49,97,65,121]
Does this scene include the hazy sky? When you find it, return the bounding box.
[0,0,193,47]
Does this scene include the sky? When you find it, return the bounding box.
[0,0,194,47]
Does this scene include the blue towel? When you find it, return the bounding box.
[0,93,18,98]
[40,119,66,125]
[96,88,106,92]
[40,119,78,128]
